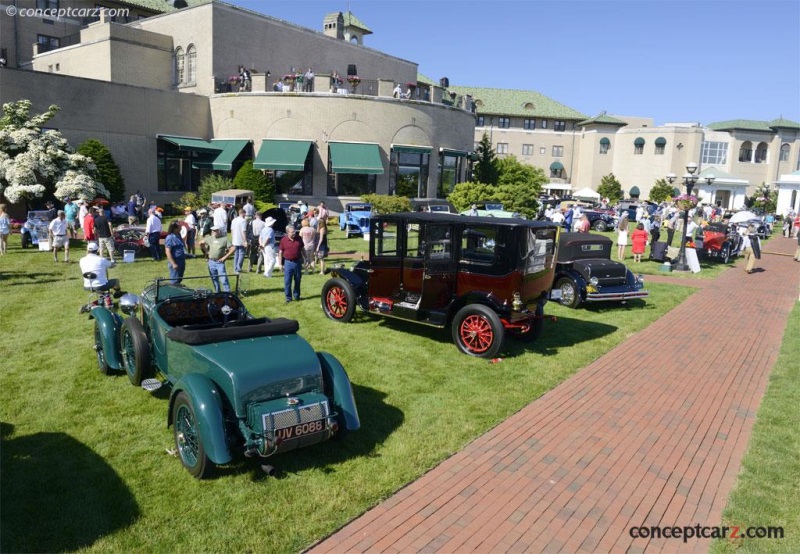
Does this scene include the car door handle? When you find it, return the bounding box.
[423,274,432,280]
[366,269,374,273]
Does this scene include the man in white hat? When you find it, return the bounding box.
[79,242,122,295]
[259,215,278,277]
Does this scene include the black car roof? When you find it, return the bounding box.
[558,232,613,246]
[376,212,558,229]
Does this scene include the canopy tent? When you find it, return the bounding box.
[572,187,601,200]
[544,183,572,191]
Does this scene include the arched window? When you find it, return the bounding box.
[599,137,610,155]
[634,137,645,155]
[654,137,667,155]
[186,44,197,84]
[739,141,752,162]
[755,142,768,163]
[780,143,791,162]
[174,47,184,85]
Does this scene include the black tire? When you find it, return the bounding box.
[21,232,30,249]
[94,321,111,375]
[172,391,213,479]
[509,304,544,343]
[120,318,151,386]
[321,278,357,322]
[451,304,504,358]
[721,244,731,264]
[593,220,608,232]
[556,277,582,309]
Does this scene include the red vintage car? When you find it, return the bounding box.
[113,225,170,257]
[696,223,742,263]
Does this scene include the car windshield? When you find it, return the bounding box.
[484,203,504,211]
[429,205,450,212]
[348,204,371,212]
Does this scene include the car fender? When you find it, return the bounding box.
[317,352,360,432]
[327,267,365,290]
[90,308,124,370]
[447,291,508,322]
[556,269,587,296]
[168,373,232,465]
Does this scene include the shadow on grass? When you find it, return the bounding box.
[213,384,404,481]
[505,314,619,358]
[0,422,139,553]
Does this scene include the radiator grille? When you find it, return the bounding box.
[261,400,330,434]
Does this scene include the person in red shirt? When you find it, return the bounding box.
[631,222,649,263]
[576,214,590,233]
[83,209,96,242]
[279,225,304,303]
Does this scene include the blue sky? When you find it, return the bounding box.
[228,0,800,126]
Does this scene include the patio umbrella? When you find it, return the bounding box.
[92,197,110,206]
[728,210,758,224]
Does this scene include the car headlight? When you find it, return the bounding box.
[119,293,142,314]
[589,277,599,286]
[636,274,644,284]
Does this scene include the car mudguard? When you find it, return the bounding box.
[90,308,124,370]
[168,373,232,465]
[317,352,360,432]
[327,267,365,290]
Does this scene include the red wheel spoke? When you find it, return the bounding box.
[460,315,493,353]
[326,286,347,318]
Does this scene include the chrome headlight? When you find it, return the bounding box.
[119,293,141,314]
[589,277,599,287]
[636,274,644,284]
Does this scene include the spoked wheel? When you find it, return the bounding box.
[172,391,213,479]
[721,244,731,264]
[452,304,504,358]
[120,318,151,386]
[321,278,356,322]
[593,220,608,232]
[94,321,110,375]
[556,278,581,309]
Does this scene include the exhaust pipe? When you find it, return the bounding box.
[261,464,276,476]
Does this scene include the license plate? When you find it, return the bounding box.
[275,419,325,441]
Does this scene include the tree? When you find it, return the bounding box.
[494,155,547,218]
[746,182,777,213]
[77,138,125,202]
[648,178,675,203]
[473,132,498,185]
[0,100,107,206]
[233,160,273,203]
[197,174,235,205]
[597,173,623,205]
[447,181,500,211]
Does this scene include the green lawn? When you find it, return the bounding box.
[0,226,711,552]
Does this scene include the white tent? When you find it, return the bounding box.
[572,187,601,200]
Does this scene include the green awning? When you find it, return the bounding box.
[207,140,250,170]
[392,144,432,155]
[634,137,645,146]
[253,139,313,171]
[599,137,610,145]
[161,135,221,153]
[329,142,384,174]
[440,148,469,157]
[655,137,667,146]
[630,186,641,196]
[550,161,564,171]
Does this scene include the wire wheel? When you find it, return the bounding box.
[172,392,212,479]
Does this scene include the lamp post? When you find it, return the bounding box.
[667,162,714,271]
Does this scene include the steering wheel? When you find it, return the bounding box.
[207,299,240,324]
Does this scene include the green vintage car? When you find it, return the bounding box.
[88,276,360,478]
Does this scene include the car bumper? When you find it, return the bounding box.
[585,289,649,302]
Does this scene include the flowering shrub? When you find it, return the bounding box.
[347,75,361,85]
[673,193,699,211]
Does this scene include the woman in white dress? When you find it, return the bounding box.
[617,213,630,261]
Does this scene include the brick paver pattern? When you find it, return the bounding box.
[310,237,800,553]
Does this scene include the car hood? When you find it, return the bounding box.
[191,334,323,415]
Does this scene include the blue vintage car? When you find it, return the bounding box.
[338,203,372,238]
[88,276,360,478]
[553,233,648,309]
[20,210,51,249]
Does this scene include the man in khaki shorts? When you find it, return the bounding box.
[48,210,70,262]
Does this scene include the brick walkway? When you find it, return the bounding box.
[310,238,800,554]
